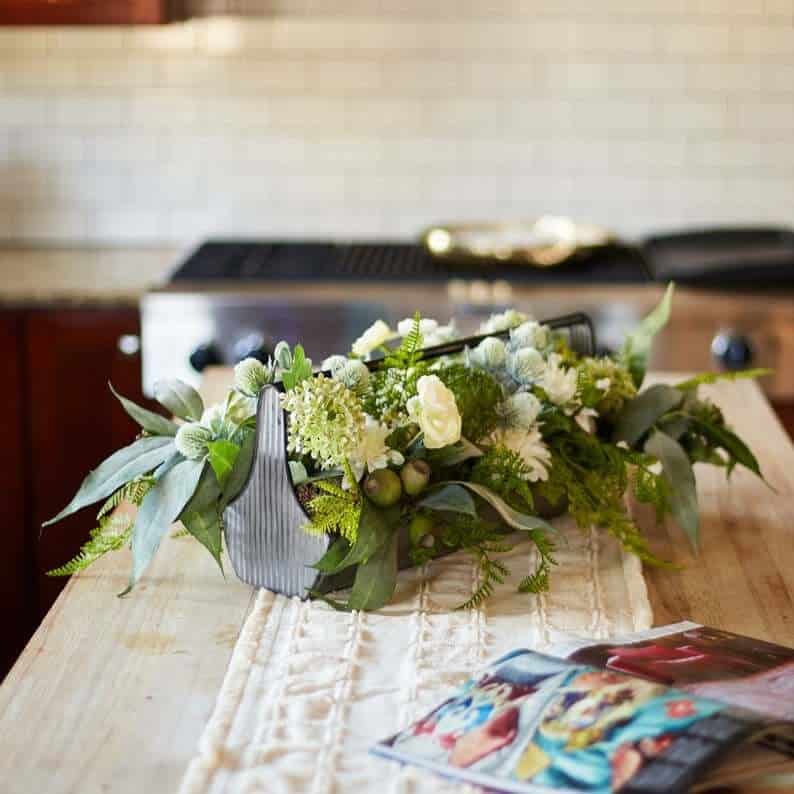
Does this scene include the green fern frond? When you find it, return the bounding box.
[304,479,361,541]
[518,529,557,594]
[383,312,423,370]
[47,511,133,577]
[97,475,155,519]
[458,551,509,610]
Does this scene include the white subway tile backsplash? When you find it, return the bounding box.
[1,5,793,244]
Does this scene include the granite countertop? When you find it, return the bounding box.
[0,247,181,306]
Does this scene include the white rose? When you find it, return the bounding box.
[351,320,395,357]
[406,375,462,449]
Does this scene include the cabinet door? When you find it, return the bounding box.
[0,311,31,677]
[0,0,167,25]
[26,307,155,619]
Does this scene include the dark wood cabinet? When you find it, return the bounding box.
[2,304,152,678]
[0,0,169,25]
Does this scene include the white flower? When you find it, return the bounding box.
[596,377,611,391]
[321,354,348,374]
[472,337,506,370]
[406,375,462,449]
[225,390,257,424]
[234,357,272,397]
[507,347,546,385]
[574,407,599,434]
[499,391,542,431]
[347,416,404,485]
[510,321,550,351]
[201,403,226,435]
[397,316,456,347]
[540,353,578,406]
[479,308,529,335]
[175,422,213,460]
[333,359,371,395]
[351,319,395,357]
[495,427,551,482]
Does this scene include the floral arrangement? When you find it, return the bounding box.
[46,285,766,610]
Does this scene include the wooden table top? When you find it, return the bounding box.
[1,372,792,794]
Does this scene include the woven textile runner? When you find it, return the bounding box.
[180,517,652,794]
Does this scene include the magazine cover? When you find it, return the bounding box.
[373,650,746,794]
[560,622,794,723]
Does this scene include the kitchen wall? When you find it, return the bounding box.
[1,1,794,244]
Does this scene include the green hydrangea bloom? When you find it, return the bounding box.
[281,376,364,470]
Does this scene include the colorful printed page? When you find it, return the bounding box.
[555,622,794,725]
[373,650,756,794]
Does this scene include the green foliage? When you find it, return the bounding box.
[620,282,674,388]
[612,384,684,447]
[471,445,535,513]
[110,383,179,436]
[48,477,155,577]
[576,358,637,422]
[206,439,240,488]
[304,479,361,541]
[518,529,556,594]
[281,344,313,391]
[632,458,671,522]
[383,312,423,370]
[153,378,204,421]
[675,368,772,391]
[435,363,503,442]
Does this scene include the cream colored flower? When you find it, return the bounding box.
[347,416,404,486]
[495,427,551,482]
[175,422,213,460]
[510,321,550,351]
[540,353,578,406]
[406,374,462,449]
[351,320,395,357]
[479,309,529,334]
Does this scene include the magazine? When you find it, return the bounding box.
[372,623,794,793]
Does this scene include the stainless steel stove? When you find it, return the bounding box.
[141,235,794,400]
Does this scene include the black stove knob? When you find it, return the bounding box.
[711,331,753,370]
[233,332,273,364]
[189,342,223,373]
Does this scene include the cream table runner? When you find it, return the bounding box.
[179,517,652,794]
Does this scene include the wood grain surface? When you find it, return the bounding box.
[0,370,792,794]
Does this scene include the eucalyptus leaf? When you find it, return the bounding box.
[613,384,684,447]
[180,503,223,574]
[645,430,699,552]
[657,413,690,441]
[347,529,399,611]
[426,437,484,467]
[109,383,179,437]
[207,439,240,488]
[418,484,477,517]
[219,431,256,510]
[154,451,184,480]
[620,282,674,388]
[43,436,175,527]
[125,458,206,593]
[447,481,557,534]
[153,379,204,422]
[675,368,772,391]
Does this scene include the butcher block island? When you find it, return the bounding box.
[1,372,793,794]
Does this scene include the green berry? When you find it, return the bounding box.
[401,459,431,495]
[363,469,403,507]
[409,513,434,545]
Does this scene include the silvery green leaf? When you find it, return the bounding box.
[288,460,309,485]
[347,529,399,611]
[274,341,292,370]
[645,430,699,552]
[219,431,256,510]
[43,436,175,527]
[688,418,764,480]
[418,484,477,517]
[612,384,684,447]
[125,458,206,592]
[109,383,179,436]
[425,437,483,467]
[448,481,557,534]
[620,282,674,388]
[153,379,204,421]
